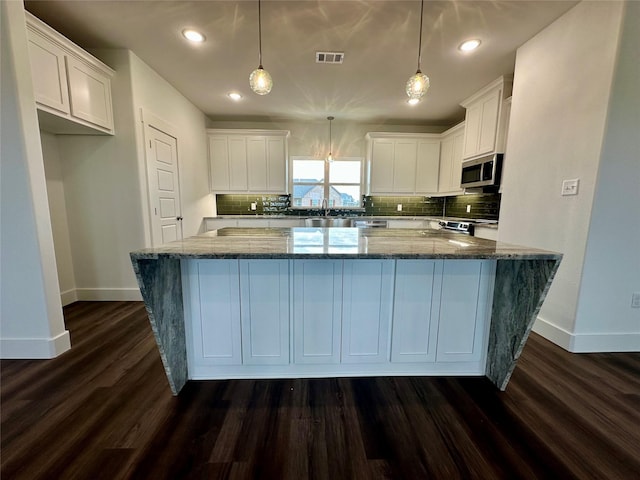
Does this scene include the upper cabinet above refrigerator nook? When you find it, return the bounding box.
[460,76,512,160]
[25,12,115,135]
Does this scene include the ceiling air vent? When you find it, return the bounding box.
[315,51,344,64]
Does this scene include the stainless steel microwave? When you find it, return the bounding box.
[460,154,503,189]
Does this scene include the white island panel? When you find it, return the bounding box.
[436,260,495,363]
[341,260,394,364]
[240,259,290,365]
[293,260,343,364]
[391,260,443,363]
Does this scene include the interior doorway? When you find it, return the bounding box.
[142,111,183,247]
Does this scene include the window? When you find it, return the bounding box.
[292,157,362,208]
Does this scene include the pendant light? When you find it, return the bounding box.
[327,116,334,162]
[405,0,430,101]
[249,0,272,95]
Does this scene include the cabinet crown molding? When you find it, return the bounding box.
[207,129,290,137]
[366,132,441,140]
[25,11,115,76]
[460,75,513,108]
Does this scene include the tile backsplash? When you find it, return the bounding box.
[216,194,290,215]
[216,192,501,220]
[444,193,501,220]
[364,196,444,216]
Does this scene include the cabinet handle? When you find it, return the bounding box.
[176,216,183,221]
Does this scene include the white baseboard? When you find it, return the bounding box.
[533,317,640,353]
[75,288,142,302]
[0,330,71,359]
[60,288,78,306]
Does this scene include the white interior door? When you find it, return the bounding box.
[145,120,182,246]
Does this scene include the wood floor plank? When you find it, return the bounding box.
[1,301,639,480]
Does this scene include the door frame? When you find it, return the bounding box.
[140,108,183,247]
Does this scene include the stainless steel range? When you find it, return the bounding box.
[438,220,474,235]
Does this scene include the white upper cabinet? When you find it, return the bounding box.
[207,129,290,193]
[25,12,114,135]
[460,76,513,160]
[438,123,465,194]
[367,133,440,195]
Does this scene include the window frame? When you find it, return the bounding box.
[290,156,364,210]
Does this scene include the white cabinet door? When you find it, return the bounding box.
[393,139,417,193]
[370,139,395,193]
[439,126,465,193]
[463,103,482,159]
[266,137,286,192]
[240,259,290,365]
[436,260,494,363]
[477,90,501,156]
[341,260,394,363]
[438,135,454,192]
[66,56,113,130]
[209,136,230,191]
[185,260,242,366]
[27,30,70,115]
[415,139,440,193]
[461,77,511,159]
[247,137,268,191]
[391,260,443,363]
[228,137,248,191]
[208,131,289,193]
[451,130,464,191]
[26,14,114,135]
[293,260,342,364]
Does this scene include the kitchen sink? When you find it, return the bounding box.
[304,217,354,227]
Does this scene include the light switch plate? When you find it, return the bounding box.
[397,204,402,212]
[562,179,579,196]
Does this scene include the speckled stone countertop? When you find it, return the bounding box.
[131,227,558,260]
[130,227,562,395]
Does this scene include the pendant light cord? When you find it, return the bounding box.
[416,0,424,72]
[258,0,263,67]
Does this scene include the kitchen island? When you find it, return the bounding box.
[130,228,561,395]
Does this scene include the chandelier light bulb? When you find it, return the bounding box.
[249,66,272,95]
[406,70,430,100]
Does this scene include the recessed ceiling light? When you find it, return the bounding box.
[182,29,205,43]
[407,98,420,106]
[228,92,243,101]
[459,39,481,52]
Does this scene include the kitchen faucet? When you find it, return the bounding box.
[321,198,329,216]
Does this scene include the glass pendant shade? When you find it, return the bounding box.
[406,70,429,100]
[249,66,272,95]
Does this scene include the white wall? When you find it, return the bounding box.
[499,1,636,351]
[0,0,70,358]
[128,52,213,239]
[49,47,212,301]
[574,1,640,351]
[56,49,145,300]
[41,132,76,305]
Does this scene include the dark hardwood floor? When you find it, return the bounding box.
[2,301,639,479]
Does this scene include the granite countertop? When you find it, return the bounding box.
[131,227,558,260]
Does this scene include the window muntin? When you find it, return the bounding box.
[292,157,362,208]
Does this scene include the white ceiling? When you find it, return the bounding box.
[25,0,578,127]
